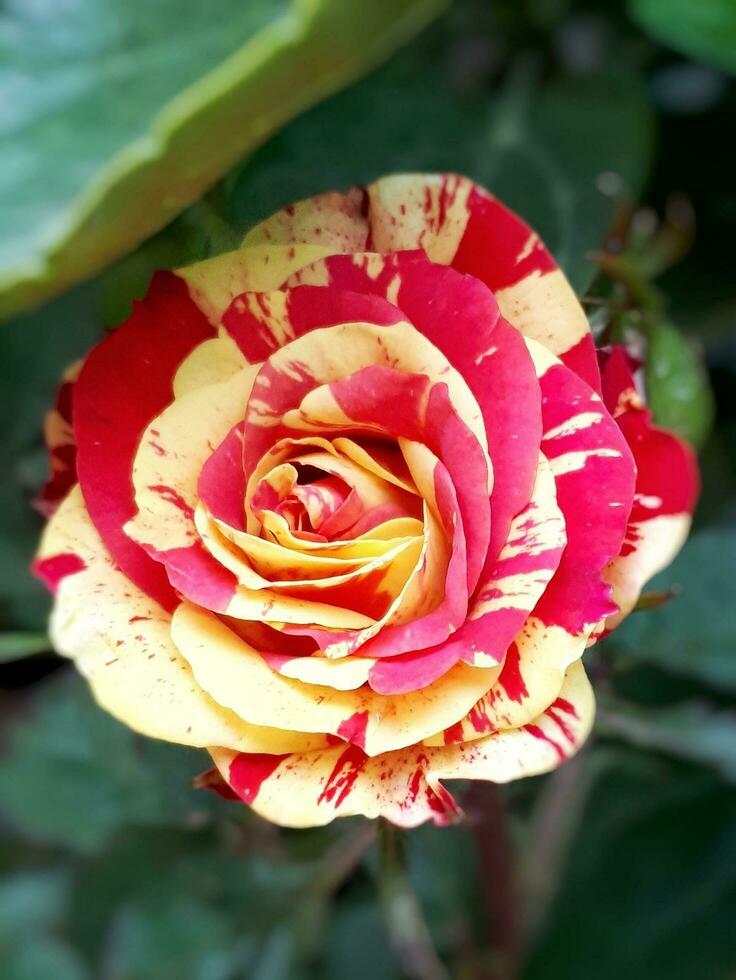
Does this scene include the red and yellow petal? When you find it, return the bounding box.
[34,487,329,754]
[74,272,216,611]
[527,340,636,635]
[36,360,81,518]
[599,346,699,631]
[208,659,593,828]
[171,602,499,756]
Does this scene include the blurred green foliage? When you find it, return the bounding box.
[1,1,735,978]
[630,0,736,74]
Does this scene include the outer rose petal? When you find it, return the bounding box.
[241,187,370,252]
[209,660,593,828]
[33,487,330,754]
[172,336,247,398]
[599,346,700,631]
[245,173,599,389]
[176,243,334,327]
[367,175,598,386]
[425,618,584,745]
[526,340,636,635]
[74,271,215,611]
[36,360,81,518]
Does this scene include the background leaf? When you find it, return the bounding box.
[0,671,224,853]
[525,747,736,980]
[0,632,50,663]
[597,698,736,782]
[606,524,736,693]
[0,0,446,320]
[630,0,736,74]
[645,320,715,447]
[227,51,653,293]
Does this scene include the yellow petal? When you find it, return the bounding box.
[172,336,247,399]
[242,187,369,252]
[171,602,498,756]
[603,513,692,632]
[367,173,473,264]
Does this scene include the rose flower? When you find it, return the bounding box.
[34,174,699,827]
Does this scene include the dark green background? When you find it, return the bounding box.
[1,1,734,977]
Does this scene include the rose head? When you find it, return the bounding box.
[34,174,699,827]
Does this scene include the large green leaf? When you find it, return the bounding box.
[605,524,736,693]
[630,0,736,74]
[0,0,446,320]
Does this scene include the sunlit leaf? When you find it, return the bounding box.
[0,0,446,320]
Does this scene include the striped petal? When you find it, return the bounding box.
[171,602,499,756]
[246,174,599,388]
[208,660,593,828]
[34,487,329,754]
[36,360,81,518]
[527,340,636,635]
[599,346,700,631]
[74,272,215,611]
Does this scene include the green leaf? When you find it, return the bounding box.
[0,671,224,853]
[319,901,400,980]
[0,632,50,662]
[597,698,736,782]
[101,893,248,980]
[0,869,71,941]
[630,0,736,74]
[0,0,446,321]
[229,51,653,293]
[2,936,90,980]
[606,525,736,693]
[526,747,736,980]
[644,320,715,448]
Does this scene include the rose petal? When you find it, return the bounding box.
[172,602,498,756]
[526,340,636,635]
[208,659,593,828]
[74,272,215,611]
[599,346,699,631]
[36,360,81,518]
[34,487,329,754]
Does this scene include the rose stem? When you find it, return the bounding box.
[465,783,521,980]
[376,819,450,980]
